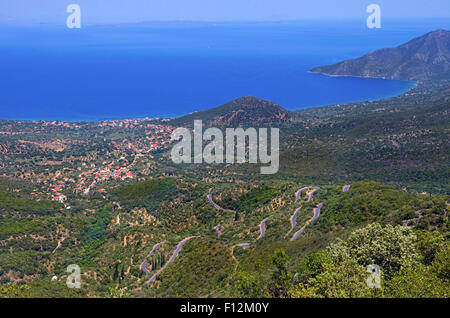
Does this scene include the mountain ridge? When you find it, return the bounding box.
[310,29,450,81]
[169,95,293,127]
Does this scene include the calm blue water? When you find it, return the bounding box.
[0,19,447,121]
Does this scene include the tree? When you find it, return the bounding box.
[415,230,445,265]
[327,223,419,277]
[290,258,382,298]
[297,249,332,279]
[269,249,292,297]
[0,282,31,298]
[431,246,450,281]
[109,286,131,298]
[385,264,449,298]
[290,223,449,298]
[234,273,266,298]
[112,263,119,281]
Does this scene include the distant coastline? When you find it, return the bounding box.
[1,78,417,123]
[306,71,417,101]
[1,74,415,123]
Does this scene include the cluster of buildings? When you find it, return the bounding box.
[74,159,136,195]
[14,118,176,203]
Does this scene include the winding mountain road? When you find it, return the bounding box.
[140,242,164,277]
[290,203,323,241]
[208,188,225,210]
[290,207,302,229]
[307,189,318,203]
[140,185,330,286]
[215,224,222,237]
[145,236,196,285]
[257,218,269,240]
[295,187,309,203]
[295,186,320,203]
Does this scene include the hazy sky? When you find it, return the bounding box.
[1,0,449,25]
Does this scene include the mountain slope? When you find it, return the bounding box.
[170,95,293,127]
[310,29,450,80]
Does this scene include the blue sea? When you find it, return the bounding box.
[0,19,448,122]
